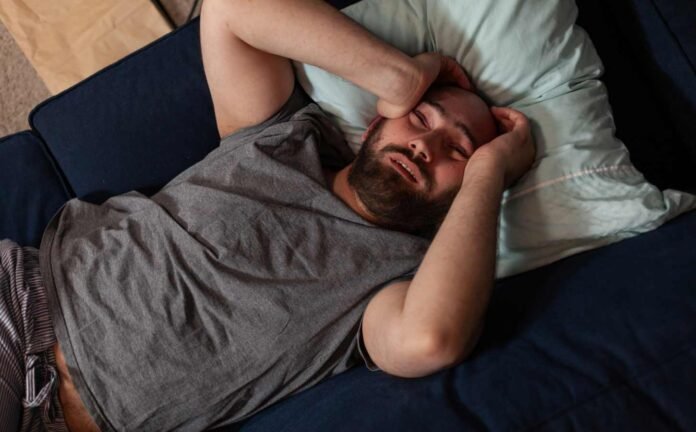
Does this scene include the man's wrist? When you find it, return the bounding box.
[462,154,506,190]
[369,54,422,108]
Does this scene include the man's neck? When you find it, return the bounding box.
[325,164,379,224]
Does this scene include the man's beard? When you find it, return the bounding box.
[347,120,459,237]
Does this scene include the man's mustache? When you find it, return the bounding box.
[379,144,432,189]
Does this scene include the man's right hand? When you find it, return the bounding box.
[468,106,536,189]
[376,53,473,119]
[202,0,444,138]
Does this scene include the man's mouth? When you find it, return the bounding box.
[388,155,419,184]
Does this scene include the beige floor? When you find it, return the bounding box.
[0,23,49,137]
[0,0,198,137]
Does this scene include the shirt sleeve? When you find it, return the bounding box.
[354,272,417,373]
[356,316,381,372]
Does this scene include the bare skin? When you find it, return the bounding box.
[54,344,100,431]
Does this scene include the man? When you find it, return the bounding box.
[0,0,534,431]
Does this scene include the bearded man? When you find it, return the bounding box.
[0,0,534,430]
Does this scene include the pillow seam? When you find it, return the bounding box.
[503,164,637,203]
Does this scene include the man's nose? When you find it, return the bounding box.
[409,135,438,163]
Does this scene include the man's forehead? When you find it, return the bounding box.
[425,86,478,109]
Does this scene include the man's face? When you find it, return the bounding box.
[347,86,497,234]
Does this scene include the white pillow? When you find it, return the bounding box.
[293,0,696,278]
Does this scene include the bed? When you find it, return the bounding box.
[0,0,694,430]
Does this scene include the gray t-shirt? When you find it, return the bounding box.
[40,85,429,431]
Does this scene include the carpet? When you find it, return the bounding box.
[0,0,198,137]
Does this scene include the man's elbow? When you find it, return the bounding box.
[444,323,484,368]
[383,329,481,379]
[425,328,482,372]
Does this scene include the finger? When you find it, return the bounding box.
[491,107,529,130]
[439,56,473,90]
[490,106,517,120]
[493,113,525,136]
[490,111,510,134]
[491,107,513,124]
[491,106,527,123]
[498,116,515,129]
[495,117,515,134]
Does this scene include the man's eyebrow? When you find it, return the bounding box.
[422,99,478,148]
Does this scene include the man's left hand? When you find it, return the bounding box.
[468,106,536,189]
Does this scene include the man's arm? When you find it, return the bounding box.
[201,0,424,138]
[361,159,504,378]
[362,108,535,378]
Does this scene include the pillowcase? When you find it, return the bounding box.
[293,0,696,278]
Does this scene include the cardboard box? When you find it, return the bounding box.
[0,0,171,94]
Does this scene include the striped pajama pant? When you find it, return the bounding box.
[0,239,66,431]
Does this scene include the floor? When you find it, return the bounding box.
[0,0,199,137]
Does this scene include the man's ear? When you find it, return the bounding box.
[362,115,384,142]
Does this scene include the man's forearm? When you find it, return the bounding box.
[217,0,419,106]
[402,158,505,361]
